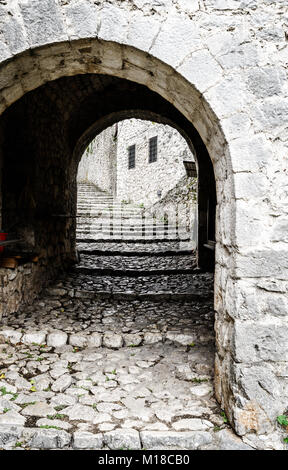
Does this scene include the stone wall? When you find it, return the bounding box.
[77,125,118,194]
[151,175,198,246]
[0,0,286,449]
[116,119,194,208]
[78,118,197,235]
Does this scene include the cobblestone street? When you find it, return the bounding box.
[0,248,251,450]
[0,184,253,450]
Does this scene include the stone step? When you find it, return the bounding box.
[77,219,176,225]
[77,248,194,256]
[77,222,186,233]
[76,232,190,240]
[73,266,198,276]
[77,213,147,220]
[76,236,191,242]
[77,219,182,227]
[77,202,116,206]
[76,240,195,252]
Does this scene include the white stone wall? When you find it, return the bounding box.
[77,125,117,194]
[0,0,287,448]
[116,119,194,208]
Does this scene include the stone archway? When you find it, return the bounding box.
[0,1,286,449]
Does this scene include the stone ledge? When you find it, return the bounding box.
[0,327,198,349]
[0,426,255,450]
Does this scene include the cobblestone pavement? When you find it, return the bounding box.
[0,265,252,450]
[77,253,197,272]
[0,188,252,449]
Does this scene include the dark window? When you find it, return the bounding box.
[149,136,158,163]
[128,144,136,169]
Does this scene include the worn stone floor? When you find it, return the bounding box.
[0,186,252,450]
[0,258,252,450]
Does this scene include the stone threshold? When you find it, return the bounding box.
[72,267,198,276]
[76,238,190,244]
[65,290,211,303]
[0,327,199,349]
[77,249,195,257]
[0,426,251,450]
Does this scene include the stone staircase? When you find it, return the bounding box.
[76,182,193,246]
[75,182,197,289]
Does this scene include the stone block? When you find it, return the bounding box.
[73,431,103,449]
[104,429,141,450]
[23,428,71,449]
[103,333,123,349]
[0,425,23,448]
[20,0,66,47]
[140,431,213,449]
[22,331,46,345]
[47,331,68,348]
[69,333,88,348]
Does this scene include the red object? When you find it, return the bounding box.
[0,233,7,253]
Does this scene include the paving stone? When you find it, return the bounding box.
[190,383,213,397]
[47,331,68,348]
[21,402,56,418]
[0,411,26,426]
[83,352,103,362]
[213,429,254,450]
[73,431,103,449]
[69,334,88,348]
[65,387,89,397]
[36,418,72,431]
[0,425,24,448]
[172,418,214,431]
[50,368,67,379]
[0,330,22,345]
[140,431,213,449]
[98,422,116,432]
[124,334,142,347]
[166,332,195,346]
[14,377,32,391]
[87,333,102,348]
[93,413,112,424]
[0,398,21,413]
[143,422,169,431]
[104,429,141,450]
[51,374,72,392]
[154,409,174,423]
[50,394,77,407]
[103,334,123,349]
[0,381,17,394]
[33,374,52,391]
[96,402,122,413]
[23,428,71,449]
[61,404,98,422]
[22,331,47,346]
[143,332,163,344]
[61,352,83,363]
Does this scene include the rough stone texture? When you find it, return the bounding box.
[23,428,71,449]
[78,126,117,195]
[0,0,286,450]
[104,429,141,450]
[116,119,195,212]
[140,431,213,450]
[73,431,103,449]
[47,331,68,348]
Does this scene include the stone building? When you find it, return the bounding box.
[0,0,287,450]
[77,119,197,235]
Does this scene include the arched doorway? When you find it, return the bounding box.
[0,37,282,448]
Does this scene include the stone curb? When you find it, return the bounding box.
[0,426,228,450]
[0,327,198,349]
[71,289,210,303]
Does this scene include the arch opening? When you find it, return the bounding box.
[0,40,238,441]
